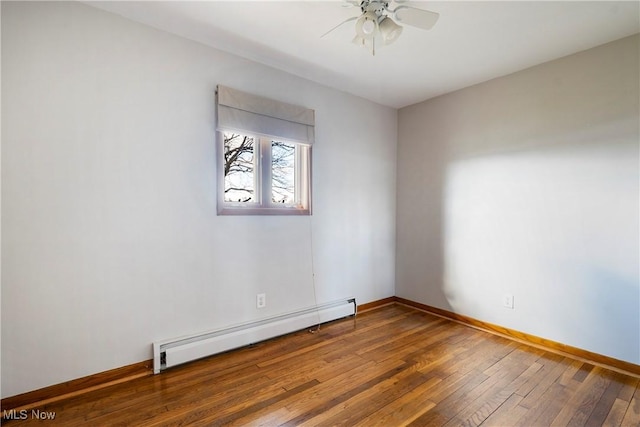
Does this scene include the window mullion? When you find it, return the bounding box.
[250,135,260,205]
[260,137,272,207]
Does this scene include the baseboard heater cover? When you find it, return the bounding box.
[153,297,356,374]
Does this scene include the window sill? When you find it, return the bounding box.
[217,206,311,216]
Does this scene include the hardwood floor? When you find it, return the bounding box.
[4,304,640,426]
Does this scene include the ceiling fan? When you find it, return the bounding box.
[322,0,439,55]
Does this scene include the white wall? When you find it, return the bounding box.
[1,1,397,397]
[397,35,639,364]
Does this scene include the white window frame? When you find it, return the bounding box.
[217,130,312,216]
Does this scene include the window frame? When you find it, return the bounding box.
[216,130,312,216]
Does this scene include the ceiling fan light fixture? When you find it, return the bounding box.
[379,17,403,45]
[362,19,376,35]
[355,12,379,39]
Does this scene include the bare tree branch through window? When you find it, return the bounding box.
[271,142,295,204]
[223,133,254,202]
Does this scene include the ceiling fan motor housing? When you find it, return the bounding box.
[361,1,389,20]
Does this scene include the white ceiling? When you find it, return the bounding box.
[87,1,640,108]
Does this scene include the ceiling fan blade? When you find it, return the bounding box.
[321,16,358,39]
[394,6,439,30]
[342,0,360,7]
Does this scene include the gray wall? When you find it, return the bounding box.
[396,34,639,364]
[1,1,397,397]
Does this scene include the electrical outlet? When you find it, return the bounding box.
[503,294,514,309]
[256,293,266,309]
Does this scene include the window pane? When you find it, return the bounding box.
[223,132,255,202]
[271,141,296,204]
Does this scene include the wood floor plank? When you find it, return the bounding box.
[616,374,640,402]
[602,397,631,427]
[229,358,396,426]
[480,392,528,426]
[439,355,536,427]
[573,362,596,382]
[516,382,571,426]
[514,352,566,406]
[188,379,320,426]
[620,387,640,426]
[551,366,611,426]
[567,369,611,426]
[447,349,546,427]
[280,359,411,426]
[406,370,497,426]
[301,371,435,426]
[352,377,440,427]
[585,371,627,426]
[3,304,639,426]
[557,358,585,387]
[519,356,571,410]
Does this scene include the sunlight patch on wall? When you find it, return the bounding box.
[442,139,639,362]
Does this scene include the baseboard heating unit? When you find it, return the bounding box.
[153,297,356,374]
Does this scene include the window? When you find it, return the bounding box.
[216,85,313,215]
[219,131,311,214]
